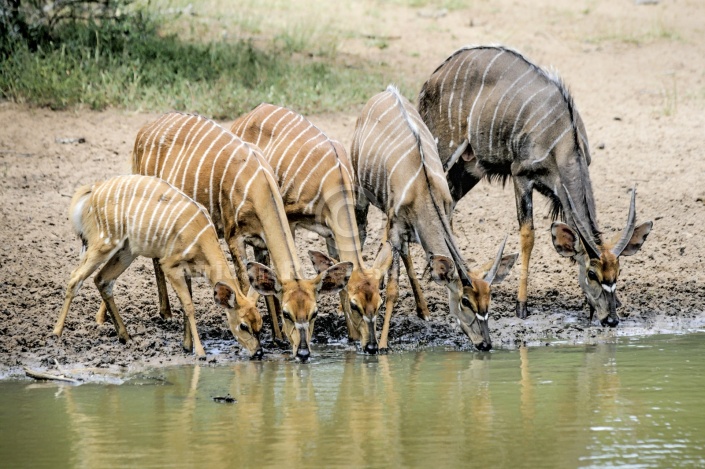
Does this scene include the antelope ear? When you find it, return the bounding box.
[488,253,518,285]
[309,250,336,274]
[315,262,353,295]
[551,222,579,257]
[247,261,281,296]
[372,242,394,278]
[429,255,456,285]
[619,221,653,256]
[214,282,236,309]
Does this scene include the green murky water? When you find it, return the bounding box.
[1,333,704,468]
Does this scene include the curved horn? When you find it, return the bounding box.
[612,186,637,256]
[562,185,601,259]
[484,235,508,284]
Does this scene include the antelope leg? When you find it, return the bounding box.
[513,177,535,319]
[54,246,106,337]
[379,248,400,353]
[94,243,136,344]
[400,241,430,321]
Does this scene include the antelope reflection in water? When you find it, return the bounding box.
[62,365,202,467]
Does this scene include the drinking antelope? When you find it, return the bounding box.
[418,45,652,326]
[231,104,389,354]
[351,86,516,351]
[53,174,262,357]
[128,112,352,361]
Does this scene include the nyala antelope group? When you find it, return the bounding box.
[55,45,652,361]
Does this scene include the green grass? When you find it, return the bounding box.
[0,7,385,118]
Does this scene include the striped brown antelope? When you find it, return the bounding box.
[128,112,353,361]
[231,104,390,355]
[351,86,517,351]
[418,45,652,326]
[53,174,262,358]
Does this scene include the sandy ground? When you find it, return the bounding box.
[1,0,704,378]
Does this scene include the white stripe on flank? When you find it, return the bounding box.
[508,84,551,152]
[456,52,483,144]
[446,51,475,132]
[177,121,219,191]
[208,135,239,215]
[488,59,529,154]
[524,100,564,137]
[274,122,314,176]
[132,178,160,247]
[281,138,329,195]
[142,113,181,175]
[295,147,332,202]
[182,224,211,257]
[167,209,200,256]
[466,50,504,146]
[304,162,339,213]
[192,130,227,200]
[392,161,424,215]
[530,123,572,166]
[234,167,261,221]
[154,114,188,174]
[496,72,538,148]
[163,115,205,182]
[157,199,189,247]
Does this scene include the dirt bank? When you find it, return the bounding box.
[1,0,704,379]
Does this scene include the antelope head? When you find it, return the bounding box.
[248,259,352,362]
[551,187,652,327]
[431,237,517,351]
[214,280,263,359]
[310,243,393,355]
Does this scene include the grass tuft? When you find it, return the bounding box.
[0,8,384,118]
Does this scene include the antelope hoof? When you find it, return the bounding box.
[379,347,389,355]
[271,337,288,350]
[159,308,172,321]
[416,307,431,321]
[476,342,492,352]
[515,301,529,319]
[118,333,130,345]
[182,341,193,354]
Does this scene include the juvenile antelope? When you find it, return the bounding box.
[418,45,652,326]
[53,175,262,357]
[129,113,352,361]
[231,103,389,354]
[351,86,516,351]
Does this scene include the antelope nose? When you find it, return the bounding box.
[602,316,619,328]
[476,342,492,352]
[251,348,263,360]
[364,343,378,355]
[296,347,310,362]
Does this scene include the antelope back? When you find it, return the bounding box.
[351,86,450,218]
[418,45,590,171]
[77,174,217,262]
[230,103,357,220]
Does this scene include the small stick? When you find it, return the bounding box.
[24,368,81,384]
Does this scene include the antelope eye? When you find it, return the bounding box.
[240,323,251,334]
[282,310,295,323]
[311,309,318,320]
[349,302,361,314]
[588,271,599,282]
[461,297,472,309]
